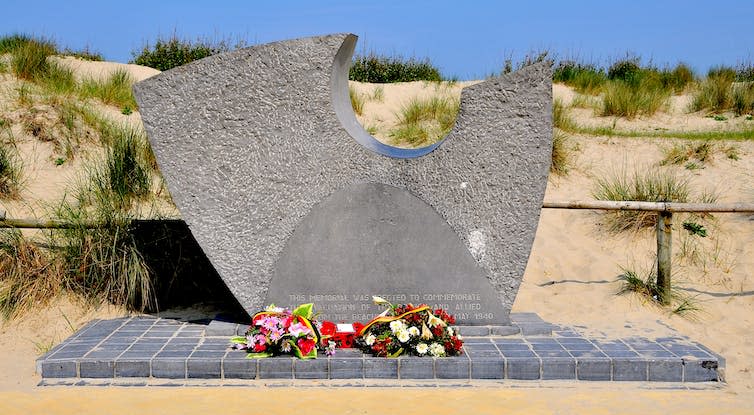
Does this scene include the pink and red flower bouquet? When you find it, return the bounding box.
[230,303,337,359]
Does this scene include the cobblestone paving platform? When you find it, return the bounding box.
[36,314,723,385]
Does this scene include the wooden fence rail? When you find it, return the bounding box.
[3,202,754,305]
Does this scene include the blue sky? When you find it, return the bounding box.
[3,1,753,80]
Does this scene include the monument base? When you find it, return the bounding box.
[36,314,722,384]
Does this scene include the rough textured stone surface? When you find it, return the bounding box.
[133,33,552,324]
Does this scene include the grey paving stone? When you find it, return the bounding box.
[500,350,537,358]
[259,358,294,379]
[364,358,398,379]
[84,350,123,359]
[398,357,434,379]
[518,324,552,336]
[465,349,503,358]
[119,351,158,359]
[601,349,640,358]
[490,326,520,336]
[151,359,186,379]
[535,350,572,358]
[190,351,227,359]
[455,326,490,336]
[541,357,576,380]
[329,358,363,379]
[294,359,329,379]
[41,361,77,378]
[649,359,683,382]
[577,358,611,381]
[470,358,504,379]
[510,312,543,323]
[637,350,675,358]
[115,360,150,377]
[223,358,258,379]
[530,341,565,350]
[569,350,607,358]
[156,351,194,359]
[435,357,469,379]
[79,360,115,378]
[506,357,541,380]
[187,359,222,379]
[333,349,363,358]
[206,320,240,336]
[613,358,648,381]
[683,359,719,382]
[495,343,530,351]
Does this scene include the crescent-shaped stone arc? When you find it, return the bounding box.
[133,33,552,325]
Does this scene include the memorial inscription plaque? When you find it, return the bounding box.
[133,33,552,326]
[266,183,505,324]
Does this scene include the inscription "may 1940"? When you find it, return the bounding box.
[285,292,494,323]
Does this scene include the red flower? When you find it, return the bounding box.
[252,343,267,353]
[320,321,336,337]
[297,338,317,355]
[432,326,444,337]
[282,315,294,329]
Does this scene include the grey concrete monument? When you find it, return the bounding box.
[133,33,552,325]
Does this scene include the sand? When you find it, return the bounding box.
[1,59,754,413]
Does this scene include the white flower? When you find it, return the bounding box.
[456,334,463,341]
[396,329,410,343]
[421,322,433,340]
[429,342,445,357]
[390,320,406,334]
[265,304,284,313]
[427,313,446,328]
[408,326,420,336]
[446,327,454,336]
[415,343,429,355]
[365,334,376,346]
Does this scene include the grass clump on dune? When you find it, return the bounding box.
[389,96,458,146]
[592,167,693,233]
[601,78,670,119]
[0,230,63,319]
[9,36,57,80]
[0,139,22,199]
[349,52,443,83]
[80,69,137,110]
[349,86,364,116]
[553,60,606,95]
[131,35,242,71]
[50,123,157,313]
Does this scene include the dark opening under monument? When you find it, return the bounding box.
[133,33,552,325]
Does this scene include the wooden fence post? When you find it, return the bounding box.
[656,210,673,305]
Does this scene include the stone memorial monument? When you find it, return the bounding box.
[133,33,552,325]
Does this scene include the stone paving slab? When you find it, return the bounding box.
[37,315,723,384]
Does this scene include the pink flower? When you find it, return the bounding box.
[254,334,267,345]
[269,327,284,342]
[288,322,311,337]
[261,316,281,330]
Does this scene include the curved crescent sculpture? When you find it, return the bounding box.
[133,33,552,325]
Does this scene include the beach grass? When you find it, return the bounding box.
[80,69,137,110]
[389,96,458,146]
[349,86,364,116]
[592,167,692,233]
[0,141,22,199]
[349,52,443,83]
